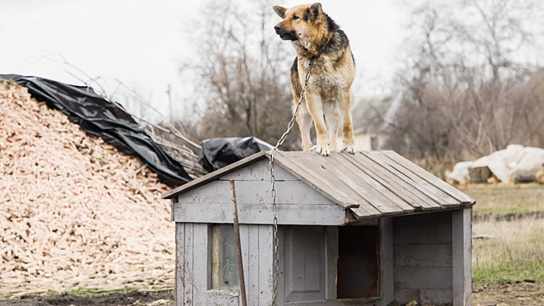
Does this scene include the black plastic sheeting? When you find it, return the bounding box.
[198,137,273,172]
[1,74,193,187]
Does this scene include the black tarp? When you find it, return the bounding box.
[198,137,273,172]
[1,74,192,187]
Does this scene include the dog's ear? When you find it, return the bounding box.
[273,6,287,18]
[309,2,322,19]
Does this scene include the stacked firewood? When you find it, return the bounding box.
[0,79,175,296]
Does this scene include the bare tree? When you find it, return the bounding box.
[181,0,297,148]
[388,0,544,162]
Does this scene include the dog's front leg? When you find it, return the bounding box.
[296,106,313,151]
[305,92,331,156]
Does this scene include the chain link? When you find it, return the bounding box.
[269,59,313,306]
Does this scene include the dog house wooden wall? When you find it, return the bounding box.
[163,151,475,306]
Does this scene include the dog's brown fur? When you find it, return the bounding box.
[273,3,356,156]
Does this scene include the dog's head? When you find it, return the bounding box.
[273,3,324,41]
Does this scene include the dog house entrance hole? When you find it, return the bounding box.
[337,225,379,299]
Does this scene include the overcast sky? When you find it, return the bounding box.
[0,0,404,121]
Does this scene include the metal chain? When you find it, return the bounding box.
[269,59,313,306]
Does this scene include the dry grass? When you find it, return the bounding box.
[465,184,544,284]
[473,215,544,283]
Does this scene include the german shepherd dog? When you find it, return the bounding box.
[273,3,355,156]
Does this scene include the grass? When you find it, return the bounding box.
[463,184,544,219]
[465,184,544,284]
[46,286,138,297]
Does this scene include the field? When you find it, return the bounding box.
[465,184,544,306]
[1,184,543,306]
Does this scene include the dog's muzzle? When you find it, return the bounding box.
[274,24,297,41]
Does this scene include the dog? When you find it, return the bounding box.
[273,2,356,156]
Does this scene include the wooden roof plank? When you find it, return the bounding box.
[326,154,405,214]
[270,151,366,212]
[329,153,414,213]
[381,151,475,204]
[365,152,460,206]
[343,153,440,209]
[360,152,446,207]
[278,152,380,217]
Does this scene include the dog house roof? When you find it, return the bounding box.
[163,150,475,219]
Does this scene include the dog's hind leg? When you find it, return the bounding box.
[340,91,356,153]
[306,93,331,156]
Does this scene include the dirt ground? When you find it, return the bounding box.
[0,290,173,306]
[1,282,544,306]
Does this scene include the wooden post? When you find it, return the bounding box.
[230,180,248,306]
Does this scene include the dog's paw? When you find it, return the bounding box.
[341,145,356,154]
[311,144,331,156]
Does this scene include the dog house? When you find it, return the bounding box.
[163,151,475,306]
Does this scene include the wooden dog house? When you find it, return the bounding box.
[163,151,475,306]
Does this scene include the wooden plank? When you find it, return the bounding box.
[183,223,194,306]
[329,153,414,213]
[177,180,336,207]
[283,226,326,302]
[220,160,298,181]
[271,151,365,211]
[246,226,259,306]
[452,208,472,306]
[369,152,460,206]
[172,202,348,226]
[394,266,453,290]
[341,152,439,209]
[192,224,208,305]
[327,154,405,214]
[354,152,440,208]
[380,218,394,306]
[175,223,184,306]
[257,225,274,305]
[163,151,268,199]
[380,151,475,204]
[325,227,338,301]
[284,152,373,209]
[393,211,452,245]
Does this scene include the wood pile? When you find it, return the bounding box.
[0,79,175,297]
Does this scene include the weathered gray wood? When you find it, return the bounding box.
[393,211,452,244]
[380,218,394,306]
[245,225,259,306]
[257,225,274,305]
[353,152,439,209]
[452,208,472,306]
[393,212,454,305]
[173,202,348,226]
[230,181,248,306]
[270,151,365,211]
[341,153,439,209]
[183,223,194,305]
[206,290,239,306]
[339,154,425,212]
[192,224,208,305]
[283,226,326,302]
[366,152,459,206]
[175,223,184,306]
[285,152,378,212]
[328,154,410,214]
[176,179,336,206]
[394,244,453,267]
[325,227,338,301]
[163,151,267,199]
[220,160,298,181]
[381,150,475,204]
